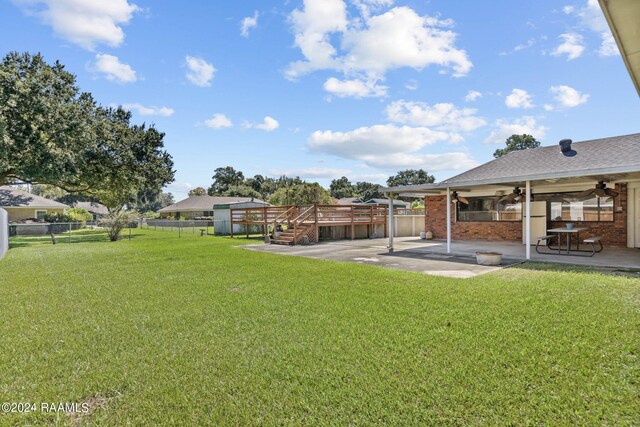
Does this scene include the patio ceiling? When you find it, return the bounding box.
[599,0,640,96]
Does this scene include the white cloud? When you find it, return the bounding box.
[550,85,589,108]
[245,116,279,132]
[309,124,450,159]
[122,103,174,117]
[483,116,548,145]
[204,113,233,129]
[92,54,137,83]
[341,7,472,77]
[166,182,194,191]
[386,100,486,133]
[353,0,395,18]
[185,56,215,87]
[505,88,534,109]
[13,0,139,50]
[323,77,388,98]
[551,33,585,60]
[543,104,555,111]
[499,38,536,56]
[363,152,479,170]
[464,90,482,102]
[405,79,418,91]
[564,0,619,57]
[308,123,477,170]
[286,2,472,84]
[266,167,352,179]
[240,10,259,37]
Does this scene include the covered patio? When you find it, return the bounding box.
[382,134,640,265]
[390,237,640,270]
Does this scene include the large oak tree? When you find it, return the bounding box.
[0,52,174,211]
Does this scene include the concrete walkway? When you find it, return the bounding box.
[242,237,640,279]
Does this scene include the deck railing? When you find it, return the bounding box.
[230,204,390,240]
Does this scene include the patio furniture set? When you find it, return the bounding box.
[535,225,604,257]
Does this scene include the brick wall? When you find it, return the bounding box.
[424,182,628,247]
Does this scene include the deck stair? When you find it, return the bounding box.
[271,205,316,245]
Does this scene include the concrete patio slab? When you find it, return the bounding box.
[242,239,521,278]
[240,236,640,278]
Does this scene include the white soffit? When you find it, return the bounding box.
[599,0,640,96]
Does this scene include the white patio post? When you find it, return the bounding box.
[525,180,531,260]
[388,194,394,253]
[446,186,451,254]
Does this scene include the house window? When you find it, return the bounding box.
[35,210,47,220]
[457,197,522,222]
[548,192,613,222]
[202,211,214,217]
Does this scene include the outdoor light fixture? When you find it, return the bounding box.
[559,138,577,157]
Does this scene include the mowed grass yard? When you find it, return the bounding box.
[0,229,638,425]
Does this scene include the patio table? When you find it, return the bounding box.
[547,227,588,255]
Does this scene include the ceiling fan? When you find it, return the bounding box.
[451,191,469,204]
[577,181,619,199]
[498,186,534,203]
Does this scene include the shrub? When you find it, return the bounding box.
[67,207,93,222]
[43,212,73,223]
[101,211,139,241]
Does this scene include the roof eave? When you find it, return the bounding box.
[383,164,640,193]
[599,0,640,96]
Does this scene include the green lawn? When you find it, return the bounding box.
[0,230,638,425]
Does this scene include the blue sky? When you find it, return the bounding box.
[1,0,638,200]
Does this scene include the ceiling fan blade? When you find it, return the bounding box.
[577,188,594,199]
[458,196,469,205]
[594,188,607,197]
[605,188,619,197]
[499,194,514,203]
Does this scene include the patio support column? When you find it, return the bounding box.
[446,187,451,254]
[525,180,531,260]
[388,194,394,253]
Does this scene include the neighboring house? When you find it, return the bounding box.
[158,195,268,219]
[383,134,640,249]
[364,198,410,208]
[74,201,109,220]
[0,186,69,222]
[336,197,363,205]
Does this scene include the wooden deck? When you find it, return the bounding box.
[230,205,388,244]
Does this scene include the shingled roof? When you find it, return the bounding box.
[0,186,69,208]
[159,195,267,212]
[442,133,640,186]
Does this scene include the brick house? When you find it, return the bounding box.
[383,134,640,258]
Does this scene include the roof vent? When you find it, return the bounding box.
[559,139,577,157]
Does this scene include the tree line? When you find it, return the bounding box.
[189,166,436,205]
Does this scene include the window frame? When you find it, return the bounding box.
[547,191,614,222]
[456,196,523,223]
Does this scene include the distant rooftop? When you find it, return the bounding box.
[0,186,69,209]
[159,195,267,212]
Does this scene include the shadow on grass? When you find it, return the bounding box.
[513,261,640,278]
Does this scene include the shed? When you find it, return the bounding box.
[213,200,270,235]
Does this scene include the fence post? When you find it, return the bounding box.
[178,222,181,238]
[68,222,72,244]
